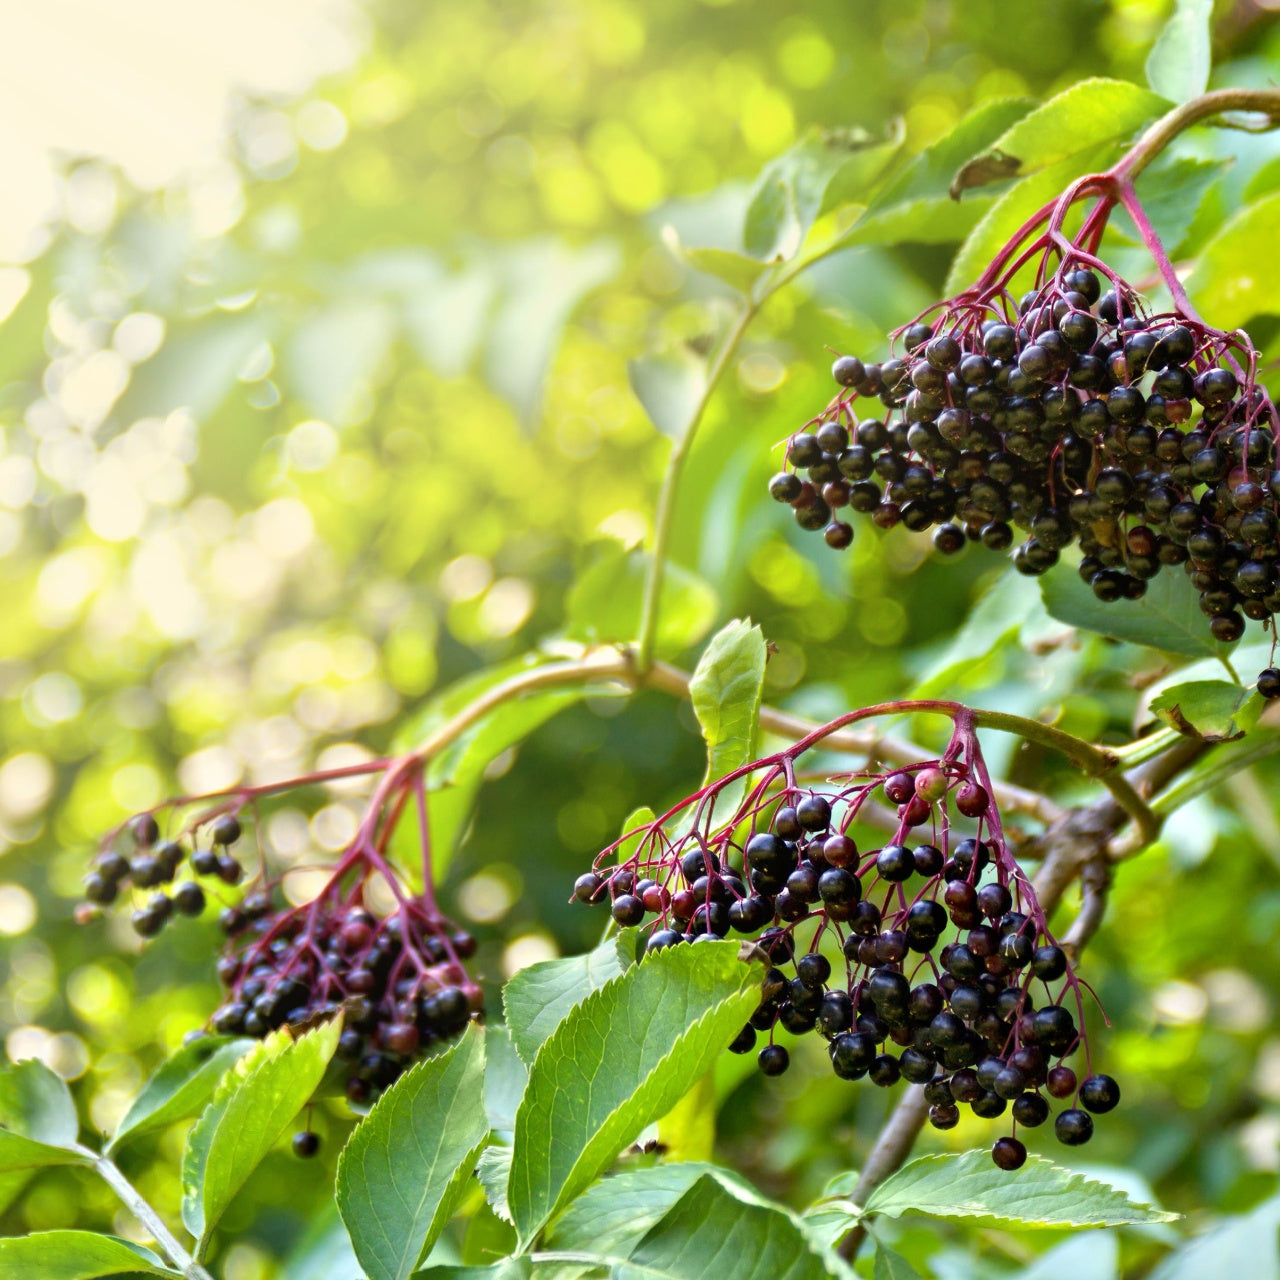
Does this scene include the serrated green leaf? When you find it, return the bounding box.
[873,1244,923,1280]
[862,1149,1179,1228]
[1146,0,1213,104]
[545,1163,758,1256]
[278,1203,363,1280]
[484,1026,528,1135]
[1040,560,1233,659]
[477,1144,514,1223]
[615,1174,848,1280]
[0,1230,179,1279]
[507,941,765,1244]
[337,1025,489,1280]
[565,544,719,655]
[690,619,766,826]
[628,349,708,441]
[109,1036,253,1152]
[1149,679,1259,740]
[181,1018,341,1248]
[0,1131,87,1175]
[503,931,636,1064]
[1183,190,1280,328]
[744,127,901,262]
[945,146,1115,297]
[977,79,1168,183]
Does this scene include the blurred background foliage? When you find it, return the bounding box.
[3,0,1280,1276]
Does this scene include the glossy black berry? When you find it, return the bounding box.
[1258,668,1280,699]
[758,1044,789,1076]
[1054,1108,1094,1145]
[1079,1073,1121,1114]
[991,1136,1027,1170]
[172,882,206,916]
[292,1131,321,1159]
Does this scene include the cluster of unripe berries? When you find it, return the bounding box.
[770,265,1280,664]
[574,758,1119,1167]
[78,811,249,935]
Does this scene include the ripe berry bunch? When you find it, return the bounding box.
[769,172,1280,669]
[81,757,482,1106]
[210,889,479,1106]
[77,810,241,935]
[573,712,1118,1167]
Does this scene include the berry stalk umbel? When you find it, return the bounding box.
[768,167,1280,690]
[78,758,482,1111]
[572,708,1119,1169]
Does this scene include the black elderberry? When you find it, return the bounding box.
[929,1102,960,1130]
[173,882,205,916]
[729,1025,757,1054]
[796,952,832,988]
[191,848,219,877]
[132,906,166,938]
[1079,1073,1121,1114]
[83,873,117,905]
[795,794,831,832]
[992,1136,1027,1170]
[875,844,914,882]
[970,1091,1007,1119]
[211,815,242,846]
[215,855,243,885]
[1258,668,1280,699]
[758,1044,790,1076]
[131,813,160,847]
[1055,1108,1094,1145]
[611,895,645,927]
[1030,944,1067,981]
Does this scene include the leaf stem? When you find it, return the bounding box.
[85,1149,213,1280]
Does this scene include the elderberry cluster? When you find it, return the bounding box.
[210,897,480,1106]
[76,811,247,935]
[573,751,1120,1168]
[770,265,1280,662]
[81,802,483,1110]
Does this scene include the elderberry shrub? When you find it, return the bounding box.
[770,260,1280,693]
[79,805,482,1107]
[573,723,1121,1168]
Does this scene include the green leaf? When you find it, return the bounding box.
[963,79,1169,190]
[546,1163,758,1256]
[616,1173,848,1280]
[0,1058,79,1146]
[503,931,636,1064]
[662,229,768,296]
[484,1026,529,1135]
[1148,1191,1280,1280]
[278,1204,362,1280]
[1146,0,1213,104]
[566,544,719,655]
[862,1149,1180,1228]
[848,97,1033,242]
[0,1059,86,1175]
[945,146,1115,296]
[477,1144,514,1222]
[1118,156,1228,258]
[690,619,766,825]
[337,1025,489,1280]
[108,1036,253,1152]
[0,1231,179,1279]
[743,126,902,262]
[873,1244,924,1280]
[1040,560,1233,659]
[181,1018,341,1248]
[506,941,765,1244]
[1183,190,1280,328]
[1149,680,1259,741]
[628,348,708,441]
